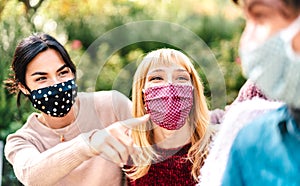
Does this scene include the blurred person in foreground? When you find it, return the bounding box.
[199,79,282,186]
[221,0,300,185]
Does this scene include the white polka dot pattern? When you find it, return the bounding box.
[29,79,78,117]
[144,84,193,130]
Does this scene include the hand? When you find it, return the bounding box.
[89,114,150,166]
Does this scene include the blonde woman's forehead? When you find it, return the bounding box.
[147,63,187,73]
[147,56,190,68]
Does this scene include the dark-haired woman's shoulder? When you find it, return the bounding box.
[79,91,133,126]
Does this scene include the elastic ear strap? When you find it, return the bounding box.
[17,81,31,95]
[22,83,31,95]
[25,86,31,94]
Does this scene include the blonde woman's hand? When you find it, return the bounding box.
[89,114,149,166]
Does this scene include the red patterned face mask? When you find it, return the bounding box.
[144,84,193,130]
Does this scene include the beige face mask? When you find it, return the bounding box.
[239,15,300,108]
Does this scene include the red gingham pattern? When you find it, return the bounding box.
[144,84,193,130]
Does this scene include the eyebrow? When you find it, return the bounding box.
[148,69,164,74]
[175,69,188,73]
[247,0,275,11]
[247,0,290,18]
[31,64,68,76]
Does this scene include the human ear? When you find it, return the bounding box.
[18,83,30,95]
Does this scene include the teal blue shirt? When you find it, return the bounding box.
[222,105,300,186]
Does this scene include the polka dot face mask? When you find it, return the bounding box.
[29,79,78,117]
[144,84,193,130]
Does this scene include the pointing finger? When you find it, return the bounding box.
[118,114,150,130]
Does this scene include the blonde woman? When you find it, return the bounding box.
[125,48,215,185]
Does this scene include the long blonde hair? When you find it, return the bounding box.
[126,48,211,181]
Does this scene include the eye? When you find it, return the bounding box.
[248,4,273,24]
[175,73,190,82]
[252,12,268,22]
[59,69,71,76]
[178,76,189,80]
[35,76,47,82]
[149,76,163,81]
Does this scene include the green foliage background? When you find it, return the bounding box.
[0,0,245,184]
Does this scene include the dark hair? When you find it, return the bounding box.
[5,33,76,107]
[232,0,300,13]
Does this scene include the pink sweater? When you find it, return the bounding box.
[5,91,132,186]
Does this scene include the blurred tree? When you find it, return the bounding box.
[19,0,45,13]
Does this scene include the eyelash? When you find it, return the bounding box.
[149,76,163,81]
[34,70,70,82]
[149,75,189,81]
[251,13,267,21]
[59,70,70,76]
[35,77,46,82]
[178,76,189,80]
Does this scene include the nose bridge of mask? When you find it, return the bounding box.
[148,84,193,112]
[31,80,69,98]
[164,85,180,109]
[144,84,192,98]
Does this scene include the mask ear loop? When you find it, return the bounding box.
[142,89,148,111]
[25,85,32,95]
[16,82,32,107]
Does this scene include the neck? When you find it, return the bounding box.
[289,106,300,128]
[153,122,191,149]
